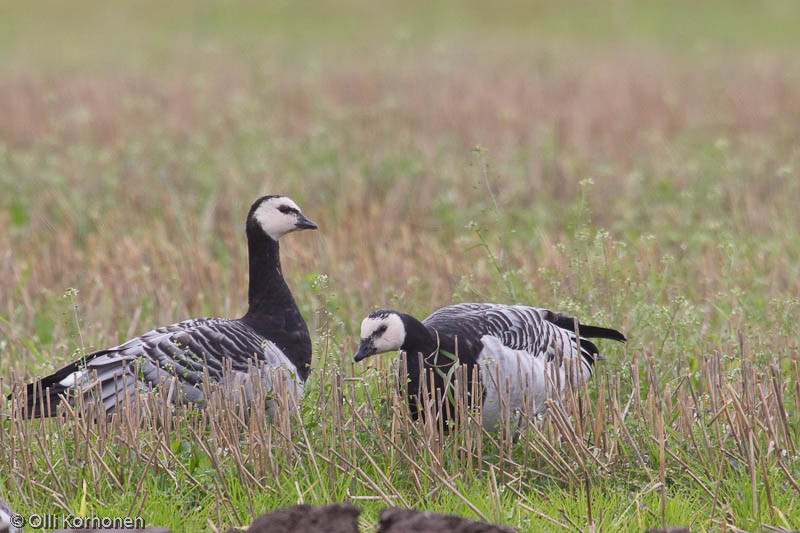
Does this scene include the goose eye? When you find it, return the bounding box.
[377,325,388,334]
[278,205,293,214]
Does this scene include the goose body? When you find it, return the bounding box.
[17,195,317,418]
[354,303,625,428]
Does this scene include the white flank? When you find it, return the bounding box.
[478,333,590,429]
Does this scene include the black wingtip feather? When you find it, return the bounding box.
[543,311,626,343]
[578,325,627,343]
[8,359,85,418]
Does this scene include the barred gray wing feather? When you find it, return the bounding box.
[423,303,615,372]
[423,303,552,356]
[22,318,293,417]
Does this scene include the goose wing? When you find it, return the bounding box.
[422,303,551,356]
[20,318,291,417]
[422,303,624,365]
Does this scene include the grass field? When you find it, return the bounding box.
[2,1,800,531]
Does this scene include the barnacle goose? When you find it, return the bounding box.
[354,303,625,428]
[16,195,317,418]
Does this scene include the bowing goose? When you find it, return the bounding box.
[354,303,625,428]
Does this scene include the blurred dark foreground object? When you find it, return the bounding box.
[54,529,169,533]
[378,507,515,533]
[228,504,515,533]
[234,504,361,533]
[7,502,608,532]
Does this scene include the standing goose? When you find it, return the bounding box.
[17,195,317,418]
[354,303,625,428]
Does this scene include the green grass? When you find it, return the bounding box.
[1,0,800,71]
[2,1,800,531]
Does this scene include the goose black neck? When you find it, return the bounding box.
[400,314,438,361]
[398,313,452,423]
[242,226,296,321]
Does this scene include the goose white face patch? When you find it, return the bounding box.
[360,313,406,354]
[253,196,303,240]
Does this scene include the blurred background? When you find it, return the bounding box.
[2,0,800,377]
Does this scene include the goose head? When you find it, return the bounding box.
[354,310,407,362]
[247,195,318,241]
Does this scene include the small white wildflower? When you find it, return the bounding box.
[63,287,79,299]
[311,273,329,292]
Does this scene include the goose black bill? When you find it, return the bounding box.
[353,341,374,362]
[295,214,318,230]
